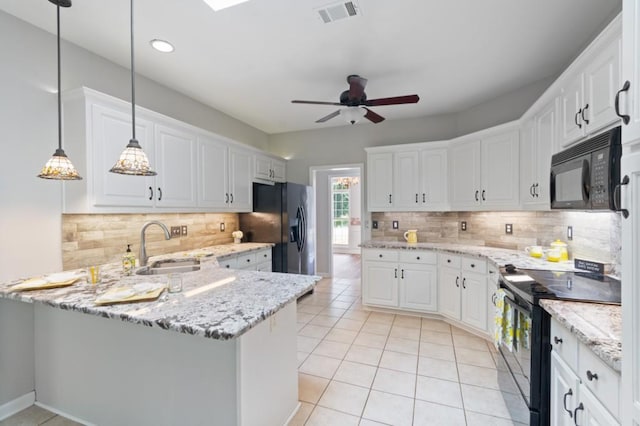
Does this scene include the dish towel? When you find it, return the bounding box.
[494,289,510,350]
[517,311,532,350]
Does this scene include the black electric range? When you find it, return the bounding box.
[496,266,621,426]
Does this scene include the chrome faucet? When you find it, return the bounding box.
[139,221,171,267]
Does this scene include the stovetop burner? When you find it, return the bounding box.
[499,266,621,305]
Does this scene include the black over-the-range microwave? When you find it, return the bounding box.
[550,126,622,211]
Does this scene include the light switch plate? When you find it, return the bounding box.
[567,226,573,240]
[505,223,513,234]
[181,225,188,236]
[170,226,181,238]
[220,223,225,232]
[372,220,378,229]
[460,221,467,231]
[392,220,399,229]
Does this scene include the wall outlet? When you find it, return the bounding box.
[460,221,467,231]
[392,220,399,229]
[220,223,225,232]
[505,223,513,234]
[170,226,181,238]
[181,225,188,236]
[372,220,378,229]
[567,226,573,240]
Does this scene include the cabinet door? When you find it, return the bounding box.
[560,74,586,148]
[254,155,272,180]
[622,0,640,144]
[584,37,621,135]
[271,159,286,182]
[367,152,394,211]
[449,139,481,209]
[229,147,253,211]
[622,150,640,425]
[534,99,557,206]
[198,136,229,208]
[154,123,198,208]
[420,148,448,209]
[519,119,537,207]
[399,264,437,312]
[393,150,421,210]
[550,352,580,426]
[481,130,520,209]
[576,386,620,426]
[92,104,155,207]
[460,271,488,331]
[362,261,399,307]
[438,266,461,320]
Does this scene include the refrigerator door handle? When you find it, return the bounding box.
[299,205,307,253]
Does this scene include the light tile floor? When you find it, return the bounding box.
[0,405,80,426]
[290,274,529,426]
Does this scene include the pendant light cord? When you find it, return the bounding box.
[57,2,62,151]
[130,0,136,141]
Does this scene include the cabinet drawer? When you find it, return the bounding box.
[363,249,399,262]
[256,249,272,263]
[579,342,620,419]
[461,258,486,274]
[237,252,257,268]
[550,318,579,372]
[218,256,238,269]
[487,263,499,284]
[256,262,272,272]
[438,253,460,268]
[398,250,436,265]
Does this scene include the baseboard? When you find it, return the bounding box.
[283,401,301,426]
[34,401,95,426]
[0,391,35,421]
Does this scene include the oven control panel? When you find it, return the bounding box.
[590,148,610,208]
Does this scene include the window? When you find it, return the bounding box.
[331,176,359,245]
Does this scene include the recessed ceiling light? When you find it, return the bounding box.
[203,0,250,12]
[150,39,174,53]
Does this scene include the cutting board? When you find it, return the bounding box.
[95,284,166,306]
[11,274,84,291]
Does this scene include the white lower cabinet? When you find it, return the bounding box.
[362,249,437,312]
[437,254,488,332]
[218,248,272,272]
[550,318,621,425]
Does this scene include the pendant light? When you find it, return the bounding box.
[38,0,82,181]
[109,0,156,176]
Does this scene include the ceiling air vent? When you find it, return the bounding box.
[315,1,360,24]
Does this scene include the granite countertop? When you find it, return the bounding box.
[361,240,577,271]
[540,299,621,373]
[0,243,319,340]
[200,242,275,260]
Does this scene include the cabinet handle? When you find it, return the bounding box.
[581,104,589,125]
[401,269,404,279]
[157,187,162,201]
[455,276,459,287]
[475,190,479,201]
[534,183,539,197]
[575,109,582,129]
[530,184,535,197]
[573,403,584,425]
[447,259,451,263]
[389,194,392,204]
[462,277,466,289]
[481,189,486,201]
[230,193,234,203]
[615,80,631,124]
[415,193,418,203]
[416,256,420,260]
[423,193,426,203]
[586,370,598,381]
[614,175,630,219]
[563,389,573,418]
[246,258,251,263]
[394,268,397,279]
[225,193,229,203]
[264,254,268,258]
[225,264,230,268]
[470,263,475,268]
[148,186,154,201]
[379,254,383,258]
[554,336,563,345]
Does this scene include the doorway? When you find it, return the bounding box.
[310,164,368,277]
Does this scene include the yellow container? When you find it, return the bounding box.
[403,230,418,244]
[550,240,569,261]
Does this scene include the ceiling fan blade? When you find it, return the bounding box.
[292,100,343,106]
[316,110,341,123]
[348,75,368,101]
[363,107,385,123]
[365,94,420,106]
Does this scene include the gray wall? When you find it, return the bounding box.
[268,76,555,185]
[0,10,268,282]
[0,300,35,407]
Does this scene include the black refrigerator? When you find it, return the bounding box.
[239,182,315,275]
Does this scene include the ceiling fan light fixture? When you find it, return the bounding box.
[341,107,366,125]
[150,38,174,53]
[203,0,250,11]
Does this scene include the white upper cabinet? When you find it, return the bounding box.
[449,125,520,211]
[393,150,421,209]
[198,135,229,208]
[367,152,394,211]
[621,0,640,144]
[254,154,286,183]
[559,21,621,149]
[420,148,448,209]
[228,147,253,211]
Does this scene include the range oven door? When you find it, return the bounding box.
[550,153,591,209]
[500,295,533,406]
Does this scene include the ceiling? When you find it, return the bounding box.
[0,0,622,134]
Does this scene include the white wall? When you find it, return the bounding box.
[0,300,35,407]
[0,11,268,282]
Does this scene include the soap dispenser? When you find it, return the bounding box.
[122,244,135,275]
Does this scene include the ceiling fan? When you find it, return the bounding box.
[291,75,420,124]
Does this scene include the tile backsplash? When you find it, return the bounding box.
[371,211,621,272]
[62,213,239,270]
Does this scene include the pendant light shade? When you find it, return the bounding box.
[38,0,82,181]
[110,0,156,176]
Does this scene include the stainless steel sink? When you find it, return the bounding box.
[135,258,201,275]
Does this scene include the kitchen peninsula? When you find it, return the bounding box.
[0,245,319,426]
